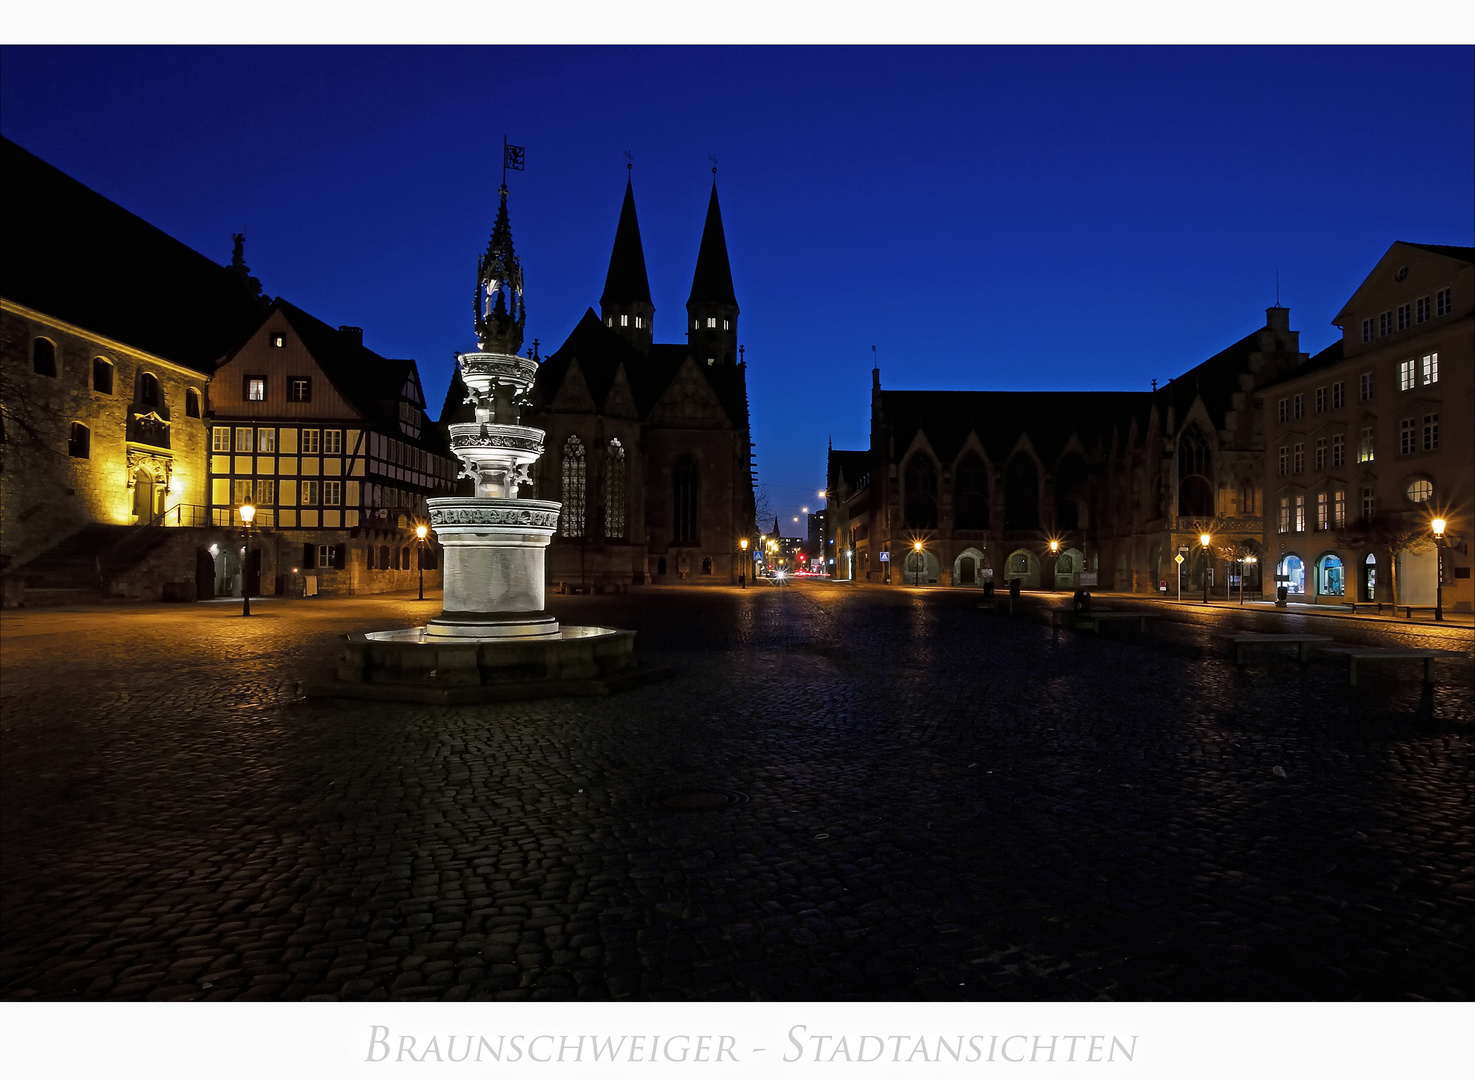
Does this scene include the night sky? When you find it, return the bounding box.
[2,45,1471,530]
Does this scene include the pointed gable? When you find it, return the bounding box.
[648,355,732,430]
[603,365,640,420]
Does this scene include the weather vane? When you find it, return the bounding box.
[624,150,633,171]
[709,153,718,174]
[502,136,525,187]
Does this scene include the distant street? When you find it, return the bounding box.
[2,583,1471,1001]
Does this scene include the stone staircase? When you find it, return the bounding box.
[13,523,175,602]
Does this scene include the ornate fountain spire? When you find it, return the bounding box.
[474,184,526,355]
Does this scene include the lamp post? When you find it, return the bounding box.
[739,537,748,588]
[1048,538,1060,590]
[415,523,428,601]
[239,500,255,617]
[1432,518,1446,622]
[913,540,923,587]
[1241,555,1255,605]
[1200,532,1212,604]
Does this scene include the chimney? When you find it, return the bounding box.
[1264,306,1289,332]
[338,325,363,347]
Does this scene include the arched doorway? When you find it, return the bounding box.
[195,547,216,600]
[1362,553,1377,602]
[902,548,940,585]
[1004,548,1041,589]
[1278,554,1306,596]
[952,546,989,587]
[131,466,162,520]
[1317,554,1345,597]
[1054,547,1084,589]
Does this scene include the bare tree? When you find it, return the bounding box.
[1336,511,1434,607]
[753,484,773,536]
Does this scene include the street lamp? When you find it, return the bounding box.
[415,523,428,601]
[239,500,255,617]
[1200,532,1212,604]
[1432,518,1447,622]
[912,539,924,587]
[1241,555,1256,606]
[739,537,748,588]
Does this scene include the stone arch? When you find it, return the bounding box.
[901,547,941,585]
[1054,546,1085,589]
[1004,547,1041,589]
[1277,553,1307,596]
[952,546,989,587]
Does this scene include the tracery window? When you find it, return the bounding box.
[604,439,626,539]
[1177,423,1214,517]
[903,454,938,529]
[672,455,699,544]
[561,435,586,537]
[954,453,989,529]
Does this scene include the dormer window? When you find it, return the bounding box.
[288,376,312,402]
[270,333,286,348]
[245,376,266,401]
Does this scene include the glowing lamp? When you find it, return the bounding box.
[1200,533,1211,547]
[240,503,256,525]
[416,524,428,540]
[1049,539,1060,553]
[1432,518,1447,538]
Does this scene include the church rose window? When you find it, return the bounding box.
[562,436,586,537]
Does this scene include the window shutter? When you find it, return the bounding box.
[332,544,346,569]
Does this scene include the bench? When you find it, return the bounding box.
[1317,647,1442,686]
[1053,608,1158,634]
[1347,602,1439,619]
[1223,632,1333,665]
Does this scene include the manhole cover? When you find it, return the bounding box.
[649,789,750,812]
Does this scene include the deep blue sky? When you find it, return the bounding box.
[3,46,1472,525]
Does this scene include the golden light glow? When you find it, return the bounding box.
[240,503,256,524]
[818,489,826,499]
[1049,539,1060,553]
[1432,518,1447,537]
[415,524,428,540]
[169,477,184,495]
[1200,533,1211,547]
[913,540,923,552]
[740,538,748,550]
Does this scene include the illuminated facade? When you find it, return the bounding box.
[1261,242,1473,611]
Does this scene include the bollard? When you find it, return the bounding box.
[1073,588,1091,613]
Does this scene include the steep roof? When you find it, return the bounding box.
[828,448,872,483]
[1259,338,1344,390]
[687,180,737,308]
[0,136,267,373]
[599,177,653,308]
[1402,242,1475,263]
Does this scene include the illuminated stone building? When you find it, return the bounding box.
[1260,242,1473,611]
[828,306,1307,593]
[444,174,756,586]
[207,300,458,596]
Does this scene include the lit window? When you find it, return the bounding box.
[323,430,342,455]
[1278,496,1290,534]
[1397,303,1410,331]
[235,427,253,453]
[1294,495,1305,532]
[1357,427,1375,463]
[270,333,286,348]
[234,479,254,507]
[1332,434,1345,468]
[1332,381,1344,409]
[245,376,266,401]
[1406,479,1433,504]
[68,423,90,458]
[1277,398,1289,424]
[1293,394,1304,419]
[1423,413,1439,452]
[255,479,275,506]
[604,439,626,539]
[323,480,342,506]
[288,376,312,402]
[1333,490,1346,528]
[1399,360,1415,391]
[707,357,715,366]
[1315,438,1326,471]
[1359,373,1373,401]
[301,480,319,505]
[32,338,57,377]
[723,319,730,330]
[1317,492,1329,531]
[706,316,716,328]
[635,315,643,328]
[1417,296,1430,323]
[1436,288,1451,317]
[1293,442,1304,473]
[93,358,114,394]
[606,316,612,327]
[257,428,276,453]
[212,427,231,453]
[1400,418,1415,455]
[302,429,321,454]
[1421,352,1438,385]
[620,314,628,327]
[561,435,586,537]
[1361,319,1374,344]
[1315,387,1326,413]
[693,319,700,330]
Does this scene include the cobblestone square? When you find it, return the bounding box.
[2,584,1471,1001]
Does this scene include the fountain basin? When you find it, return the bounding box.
[306,624,669,703]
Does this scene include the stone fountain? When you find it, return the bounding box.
[309,185,655,703]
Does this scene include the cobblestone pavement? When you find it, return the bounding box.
[2,584,1471,1002]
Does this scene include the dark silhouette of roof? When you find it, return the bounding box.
[687,180,737,308]
[1402,242,1475,263]
[0,136,267,374]
[1260,338,1344,390]
[529,308,749,429]
[828,448,871,484]
[600,178,653,308]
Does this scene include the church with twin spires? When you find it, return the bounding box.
[443,171,757,587]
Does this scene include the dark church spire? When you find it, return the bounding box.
[686,175,739,366]
[474,184,526,356]
[600,172,654,353]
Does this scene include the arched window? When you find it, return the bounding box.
[1004,455,1039,530]
[1178,423,1214,517]
[1278,554,1306,594]
[561,436,586,537]
[379,544,390,570]
[140,372,161,408]
[366,546,375,570]
[672,455,699,544]
[903,454,938,528]
[32,338,56,377]
[954,453,989,529]
[701,556,713,575]
[604,439,626,539]
[1055,453,1088,530]
[1318,554,1345,596]
[186,388,201,418]
[93,358,114,394]
[68,423,90,458]
[401,547,411,570]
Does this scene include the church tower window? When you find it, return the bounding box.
[561,436,586,537]
[604,439,626,539]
